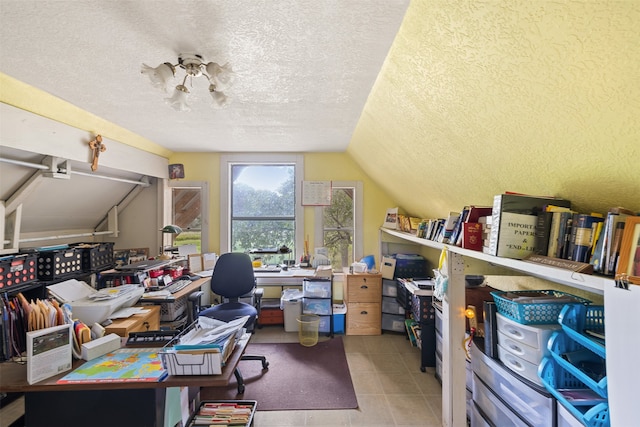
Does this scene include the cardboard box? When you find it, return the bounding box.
[381,256,396,280]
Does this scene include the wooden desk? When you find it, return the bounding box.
[104,305,160,337]
[0,335,250,427]
[253,268,317,287]
[139,277,210,325]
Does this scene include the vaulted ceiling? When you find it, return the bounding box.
[0,0,409,153]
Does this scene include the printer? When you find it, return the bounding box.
[47,279,144,326]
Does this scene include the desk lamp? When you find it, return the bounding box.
[159,225,182,259]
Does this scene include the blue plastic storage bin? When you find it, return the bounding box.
[538,357,610,427]
[548,331,607,398]
[490,290,590,325]
[558,304,605,358]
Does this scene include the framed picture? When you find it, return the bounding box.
[616,216,640,286]
[383,207,399,229]
[169,163,185,179]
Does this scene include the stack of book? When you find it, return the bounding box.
[487,193,571,259]
[532,205,638,274]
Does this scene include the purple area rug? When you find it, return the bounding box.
[200,337,358,411]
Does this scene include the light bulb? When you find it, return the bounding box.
[141,62,175,92]
[206,62,235,91]
[165,85,191,112]
[209,85,230,109]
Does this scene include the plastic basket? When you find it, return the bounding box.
[187,400,256,427]
[558,304,605,358]
[490,290,590,325]
[548,331,607,398]
[160,294,188,321]
[0,253,38,290]
[539,357,610,427]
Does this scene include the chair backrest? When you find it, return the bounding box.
[210,252,256,299]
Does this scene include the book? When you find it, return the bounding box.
[454,206,492,247]
[409,217,423,233]
[488,193,571,259]
[490,212,538,259]
[589,220,606,272]
[555,211,575,259]
[546,207,575,257]
[461,222,483,251]
[570,214,604,263]
[449,206,469,247]
[439,212,460,243]
[57,347,168,384]
[383,207,399,229]
[483,301,498,359]
[534,211,553,255]
[27,324,73,384]
[606,214,630,275]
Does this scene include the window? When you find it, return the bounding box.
[170,181,209,253]
[221,155,303,260]
[315,181,363,270]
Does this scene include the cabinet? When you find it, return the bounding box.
[471,339,555,426]
[104,305,160,337]
[302,277,333,335]
[379,227,609,427]
[381,279,405,332]
[344,273,381,335]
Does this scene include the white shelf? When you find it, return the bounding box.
[380,227,607,294]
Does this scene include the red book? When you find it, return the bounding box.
[462,222,483,251]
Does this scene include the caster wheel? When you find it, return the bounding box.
[262,361,270,370]
[238,385,245,394]
[420,366,426,373]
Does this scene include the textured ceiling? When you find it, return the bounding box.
[0,0,408,153]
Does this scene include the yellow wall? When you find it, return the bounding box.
[169,152,396,261]
[3,0,638,263]
[350,0,640,218]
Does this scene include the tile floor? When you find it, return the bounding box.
[248,327,443,427]
[0,328,443,427]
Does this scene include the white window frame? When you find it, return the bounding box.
[169,180,209,253]
[314,181,363,265]
[220,154,304,259]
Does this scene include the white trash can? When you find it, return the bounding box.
[281,289,304,332]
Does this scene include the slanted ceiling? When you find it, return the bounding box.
[0,146,149,243]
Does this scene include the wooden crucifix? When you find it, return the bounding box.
[89,135,106,171]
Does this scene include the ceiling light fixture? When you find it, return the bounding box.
[141,53,234,112]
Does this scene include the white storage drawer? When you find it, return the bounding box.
[435,330,443,358]
[496,312,559,351]
[471,402,492,427]
[472,374,529,427]
[434,303,443,334]
[382,279,397,297]
[497,344,543,386]
[382,296,405,314]
[498,330,549,365]
[381,313,405,332]
[302,298,332,315]
[303,280,332,298]
[471,342,554,427]
[557,401,584,427]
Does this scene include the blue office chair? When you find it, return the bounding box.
[197,252,268,393]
